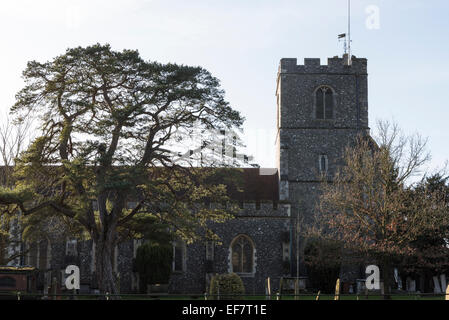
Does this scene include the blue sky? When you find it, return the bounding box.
[0,0,448,175]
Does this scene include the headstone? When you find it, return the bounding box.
[356,279,366,294]
[433,276,442,294]
[394,268,402,290]
[440,274,447,293]
[409,280,416,292]
[80,284,90,294]
[406,277,416,292]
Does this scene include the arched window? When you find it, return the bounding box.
[231,235,255,274]
[315,86,334,119]
[319,155,328,173]
[173,240,186,273]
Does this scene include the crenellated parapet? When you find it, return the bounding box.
[208,200,290,217]
[237,201,290,217]
[279,56,367,75]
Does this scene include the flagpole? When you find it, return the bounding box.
[348,0,352,65]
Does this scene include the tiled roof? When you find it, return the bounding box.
[229,168,279,202]
[0,166,280,202]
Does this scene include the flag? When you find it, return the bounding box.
[338,33,346,39]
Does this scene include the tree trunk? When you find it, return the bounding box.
[382,262,392,300]
[94,227,119,296]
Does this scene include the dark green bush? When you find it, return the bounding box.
[304,238,342,293]
[209,273,245,299]
[135,242,173,293]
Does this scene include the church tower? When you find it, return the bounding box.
[276,54,369,227]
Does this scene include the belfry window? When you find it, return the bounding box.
[319,155,328,173]
[231,235,255,274]
[315,86,334,119]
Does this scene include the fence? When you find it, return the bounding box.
[0,292,448,300]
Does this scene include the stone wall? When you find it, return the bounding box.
[276,56,370,282]
[169,203,290,294]
[22,202,290,295]
[26,237,135,293]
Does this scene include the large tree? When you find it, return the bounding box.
[401,174,449,282]
[0,44,245,294]
[313,120,449,297]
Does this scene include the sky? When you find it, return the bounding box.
[0,0,448,177]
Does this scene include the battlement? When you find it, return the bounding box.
[242,201,281,211]
[207,200,290,217]
[279,55,367,75]
[238,201,290,217]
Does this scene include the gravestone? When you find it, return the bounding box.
[349,284,354,294]
[147,283,169,294]
[298,277,307,290]
[356,279,366,294]
[406,277,416,292]
[394,268,402,290]
[440,274,447,293]
[433,276,442,294]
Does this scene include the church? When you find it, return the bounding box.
[5,54,369,295]
[168,54,369,294]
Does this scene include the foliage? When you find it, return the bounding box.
[312,120,449,295]
[0,43,245,293]
[0,115,34,264]
[304,238,342,293]
[135,242,173,292]
[282,259,291,275]
[401,173,449,276]
[209,273,245,299]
